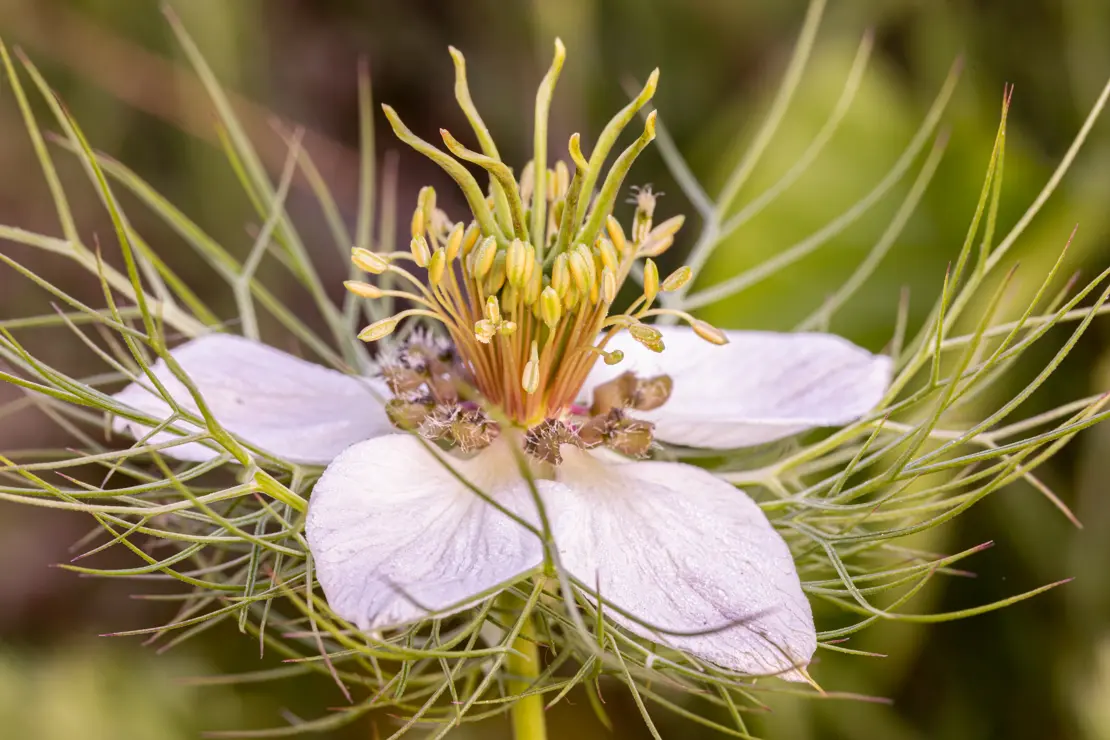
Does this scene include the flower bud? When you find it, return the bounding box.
[662,265,692,292]
[499,320,518,336]
[351,247,388,274]
[343,280,383,299]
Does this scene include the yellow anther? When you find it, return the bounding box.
[598,238,619,272]
[606,215,628,254]
[575,242,597,281]
[351,247,389,274]
[693,320,729,346]
[461,222,481,256]
[524,261,543,304]
[554,160,569,198]
[506,238,528,288]
[501,284,519,310]
[601,267,618,304]
[410,235,431,268]
[522,341,540,394]
[445,223,465,262]
[643,259,660,303]
[539,286,563,328]
[499,320,518,336]
[563,285,580,312]
[521,242,537,288]
[551,253,571,297]
[410,205,426,240]
[472,236,498,279]
[358,316,399,342]
[485,252,507,293]
[603,349,625,366]
[568,250,591,295]
[638,214,685,257]
[662,265,692,292]
[546,168,557,201]
[519,160,535,203]
[416,185,436,235]
[428,248,447,285]
[343,280,383,299]
[474,318,498,344]
[629,323,664,352]
[485,295,502,324]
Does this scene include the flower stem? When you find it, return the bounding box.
[507,606,547,740]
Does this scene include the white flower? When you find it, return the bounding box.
[112,325,890,680]
[109,42,891,682]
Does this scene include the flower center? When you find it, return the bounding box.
[341,42,729,460]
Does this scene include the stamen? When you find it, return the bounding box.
[410,235,432,268]
[351,247,389,274]
[642,259,660,303]
[661,265,692,292]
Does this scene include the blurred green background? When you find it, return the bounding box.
[2,0,1110,737]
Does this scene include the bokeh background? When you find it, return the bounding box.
[2,0,1110,738]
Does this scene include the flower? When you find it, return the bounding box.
[109,41,892,682]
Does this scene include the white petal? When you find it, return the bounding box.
[112,334,392,464]
[542,448,815,678]
[582,326,891,448]
[306,434,542,630]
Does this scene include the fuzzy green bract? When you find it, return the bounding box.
[1,0,1109,737]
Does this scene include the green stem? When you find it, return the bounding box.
[506,604,547,740]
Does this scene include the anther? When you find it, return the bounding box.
[606,214,628,254]
[522,341,540,394]
[472,236,498,279]
[445,223,465,261]
[551,253,571,297]
[410,235,431,268]
[358,316,399,342]
[662,265,692,292]
[344,280,383,299]
[692,320,729,345]
[642,259,660,303]
[461,223,481,256]
[351,247,389,274]
[427,248,447,285]
[601,267,618,304]
[539,286,562,328]
[485,295,501,324]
